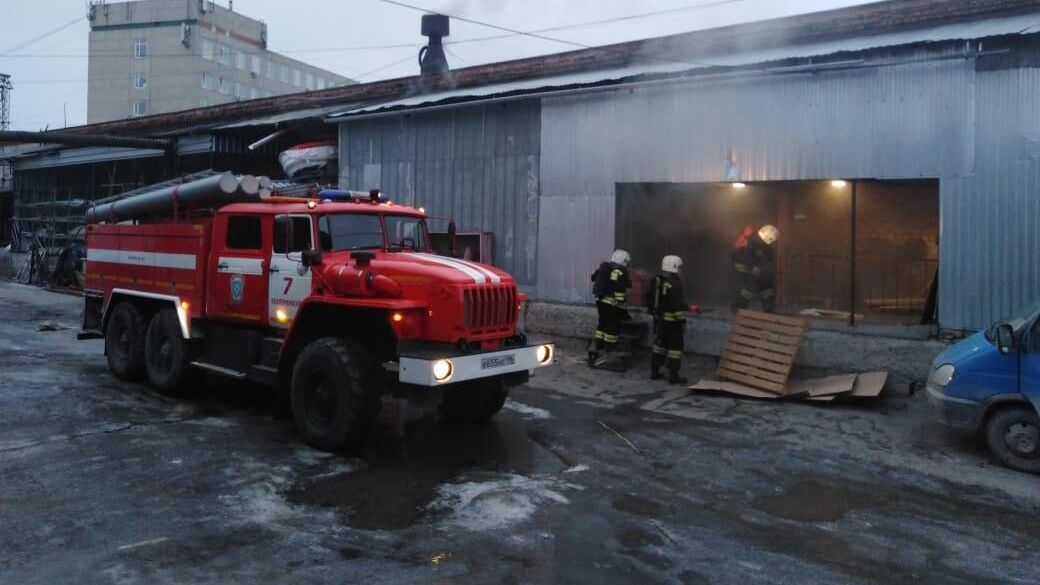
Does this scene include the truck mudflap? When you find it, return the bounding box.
[398,340,554,387]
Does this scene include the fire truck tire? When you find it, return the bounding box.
[105,301,147,382]
[144,308,199,395]
[290,338,379,453]
[439,379,509,423]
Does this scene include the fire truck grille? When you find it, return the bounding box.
[463,285,517,334]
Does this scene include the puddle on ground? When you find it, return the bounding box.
[612,494,666,518]
[751,479,883,523]
[617,526,664,550]
[286,419,538,530]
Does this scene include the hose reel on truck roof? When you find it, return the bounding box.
[85,171,266,224]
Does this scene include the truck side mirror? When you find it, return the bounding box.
[301,249,323,267]
[996,323,1016,355]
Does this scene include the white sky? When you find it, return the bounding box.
[0,0,877,130]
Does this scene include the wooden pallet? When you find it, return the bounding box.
[717,310,807,394]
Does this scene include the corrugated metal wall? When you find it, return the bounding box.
[338,101,540,286]
[538,53,1037,330]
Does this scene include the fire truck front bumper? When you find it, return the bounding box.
[398,340,554,387]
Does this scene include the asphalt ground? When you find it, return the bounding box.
[0,282,1037,584]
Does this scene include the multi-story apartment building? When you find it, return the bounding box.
[87,0,353,123]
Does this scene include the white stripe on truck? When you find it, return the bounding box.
[406,252,486,283]
[408,252,501,284]
[88,248,196,270]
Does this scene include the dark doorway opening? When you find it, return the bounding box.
[615,179,939,325]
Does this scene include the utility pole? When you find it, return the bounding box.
[0,74,11,131]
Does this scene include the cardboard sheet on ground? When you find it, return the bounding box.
[690,371,888,402]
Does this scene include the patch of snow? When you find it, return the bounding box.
[427,473,579,531]
[563,464,589,474]
[503,398,553,419]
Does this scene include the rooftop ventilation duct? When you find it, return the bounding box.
[419,14,450,75]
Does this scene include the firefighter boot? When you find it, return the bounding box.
[650,352,665,380]
[667,361,688,385]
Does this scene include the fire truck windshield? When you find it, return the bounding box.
[317,213,428,252]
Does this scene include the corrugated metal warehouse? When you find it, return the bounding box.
[4,0,1039,334]
[330,0,1040,332]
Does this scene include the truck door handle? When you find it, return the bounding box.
[269,266,280,273]
[217,262,228,270]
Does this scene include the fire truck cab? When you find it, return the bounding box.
[80,193,553,452]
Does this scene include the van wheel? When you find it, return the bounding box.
[144,308,199,396]
[105,302,147,382]
[440,379,509,423]
[290,338,379,453]
[984,406,1040,474]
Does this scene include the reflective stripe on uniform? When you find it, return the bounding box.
[733,263,750,273]
[761,288,775,299]
[661,311,685,322]
[666,350,682,359]
[603,334,619,344]
[600,297,617,306]
[595,330,605,340]
[610,269,622,282]
[653,345,667,355]
[740,288,755,300]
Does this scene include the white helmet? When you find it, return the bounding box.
[758,225,779,245]
[662,255,683,274]
[611,249,631,267]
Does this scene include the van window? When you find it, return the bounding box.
[273,216,312,254]
[226,216,262,250]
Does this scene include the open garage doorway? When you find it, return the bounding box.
[615,179,939,325]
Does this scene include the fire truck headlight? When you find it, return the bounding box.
[432,359,453,382]
[275,308,289,323]
[536,344,553,365]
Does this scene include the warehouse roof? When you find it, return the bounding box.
[17,0,1040,138]
[328,11,1040,120]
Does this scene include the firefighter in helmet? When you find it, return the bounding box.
[648,255,688,384]
[732,224,779,313]
[589,249,631,365]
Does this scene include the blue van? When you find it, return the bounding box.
[927,307,1040,473]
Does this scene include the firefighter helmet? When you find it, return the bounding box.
[758,225,779,245]
[611,249,631,267]
[661,255,683,274]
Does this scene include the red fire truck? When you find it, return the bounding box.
[79,182,553,452]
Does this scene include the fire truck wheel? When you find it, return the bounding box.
[105,301,147,382]
[290,338,379,453]
[439,379,509,423]
[144,308,199,395]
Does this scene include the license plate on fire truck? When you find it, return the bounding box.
[481,353,516,370]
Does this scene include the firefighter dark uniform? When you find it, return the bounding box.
[732,225,778,313]
[590,250,631,364]
[648,256,687,384]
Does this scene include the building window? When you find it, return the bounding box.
[234,82,247,99]
[218,77,230,95]
[133,74,147,89]
[250,55,261,76]
[236,50,246,70]
[249,86,260,99]
[262,89,274,98]
[305,73,314,90]
[279,64,289,83]
[218,43,230,65]
[131,100,147,116]
[133,38,149,59]
[200,99,209,108]
[201,39,213,60]
[292,69,301,87]
[316,77,326,90]
[265,59,274,79]
[200,72,212,89]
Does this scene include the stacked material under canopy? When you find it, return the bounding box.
[693,310,888,402]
